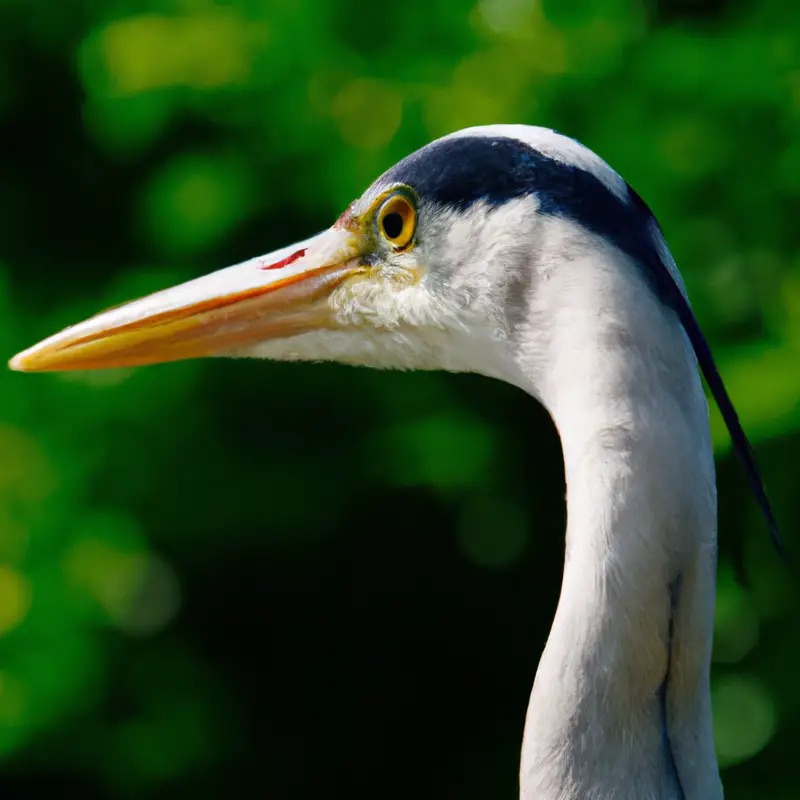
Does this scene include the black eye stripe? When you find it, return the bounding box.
[381,211,404,239]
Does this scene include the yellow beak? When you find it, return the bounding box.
[9,228,366,373]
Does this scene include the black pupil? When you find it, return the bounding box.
[382,211,404,240]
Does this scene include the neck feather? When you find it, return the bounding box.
[506,237,723,800]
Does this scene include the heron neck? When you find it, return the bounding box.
[510,253,723,799]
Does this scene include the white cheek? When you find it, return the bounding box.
[319,277,473,369]
[230,277,515,380]
[329,275,458,330]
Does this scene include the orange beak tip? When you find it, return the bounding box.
[9,352,30,372]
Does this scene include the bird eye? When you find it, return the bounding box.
[377,193,416,249]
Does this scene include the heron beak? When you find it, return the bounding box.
[9,228,367,372]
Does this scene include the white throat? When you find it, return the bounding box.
[503,229,723,800]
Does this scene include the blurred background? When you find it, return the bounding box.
[0,0,798,797]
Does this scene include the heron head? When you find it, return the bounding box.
[11,124,786,560]
[8,125,632,380]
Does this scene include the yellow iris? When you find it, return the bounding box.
[376,190,417,249]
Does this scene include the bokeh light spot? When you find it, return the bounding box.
[115,555,181,637]
[713,674,777,767]
[330,79,403,150]
[0,425,56,504]
[0,566,31,636]
[371,412,496,492]
[713,564,759,663]
[478,0,534,34]
[65,535,180,636]
[658,117,730,178]
[139,152,255,255]
[86,12,265,96]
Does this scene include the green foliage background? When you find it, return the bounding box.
[1,0,798,797]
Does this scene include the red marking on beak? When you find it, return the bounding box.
[261,248,307,271]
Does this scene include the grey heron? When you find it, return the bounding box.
[10,125,782,799]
